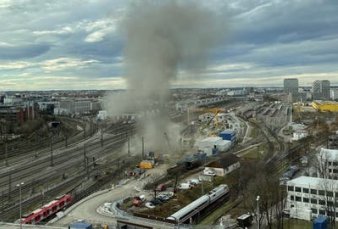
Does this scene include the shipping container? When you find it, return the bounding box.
[313,215,327,229]
[69,221,93,229]
[219,130,236,142]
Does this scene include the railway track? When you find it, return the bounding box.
[0,123,136,222]
[0,136,135,222]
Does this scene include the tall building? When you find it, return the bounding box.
[313,80,330,100]
[322,80,331,100]
[284,78,299,101]
[331,88,338,100]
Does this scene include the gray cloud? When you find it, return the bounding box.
[0,0,338,90]
[0,44,50,59]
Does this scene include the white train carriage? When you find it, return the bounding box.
[167,195,209,223]
[208,184,229,203]
[167,184,229,224]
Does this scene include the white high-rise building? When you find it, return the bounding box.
[331,88,338,100]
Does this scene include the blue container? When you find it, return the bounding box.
[219,130,236,142]
[69,222,93,229]
[313,215,327,229]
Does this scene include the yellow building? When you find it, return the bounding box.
[312,101,338,112]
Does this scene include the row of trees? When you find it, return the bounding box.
[232,159,286,229]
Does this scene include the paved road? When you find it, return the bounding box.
[51,165,172,228]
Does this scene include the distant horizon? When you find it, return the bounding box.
[1,84,338,93]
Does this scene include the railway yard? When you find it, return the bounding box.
[0,98,337,229]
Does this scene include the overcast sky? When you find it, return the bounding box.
[0,0,337,90]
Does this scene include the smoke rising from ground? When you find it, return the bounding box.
[104,1,224,152]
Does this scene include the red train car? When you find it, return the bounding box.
[21,194,73,224]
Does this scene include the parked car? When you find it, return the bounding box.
[155,184,166,191]
[150,198,162,205]
[189,178,200,186]
[145,202,155,209]
[157,194,170,202]
[139,195,146,201]
[132,197,143,207]
[178,183,192,190]
[203,169,216,176]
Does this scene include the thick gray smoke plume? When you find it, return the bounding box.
[104,1,223,153]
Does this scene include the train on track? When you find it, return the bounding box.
[20,194,73,224]
[167,184,229,224]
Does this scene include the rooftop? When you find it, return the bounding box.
[318,148,338,162]
[287,176,338,189]
[312,101,338,105]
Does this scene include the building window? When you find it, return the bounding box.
[319,190,325,196]
[319,210,325,215]
[311,199,317,204]
[328,211,335,217]
[295,187,301,192]
[319,200,325,205]
[333,169,338,173]
[290,195,294,201]
[327,191,333,197]
[312,208,318,214]
[303,198,309,203]
[295,196,301,202]
[329,169,332,173]
[311,189,317,194]
[333,162,338,166]
[327,201,334,207]
[303,188,309,193]
[288,186,294,191]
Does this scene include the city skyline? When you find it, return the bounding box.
[1,0,338,90]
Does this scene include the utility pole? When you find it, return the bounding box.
[141,136,144,159]
[17,182,24,229]
[50,135,54,166]
[65,134,68,148]
[83,143,86,166]
[5,140,8,167]
[85,157,89,179]
[128,135,131,156]
[100,126,103,147]
[256,195,260,229]
[4,125,8,167]
[8,174,11,201]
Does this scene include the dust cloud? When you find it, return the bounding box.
[104,0,225,153]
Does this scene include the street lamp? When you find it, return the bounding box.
[256,195,260,229]
[16,182,24,229]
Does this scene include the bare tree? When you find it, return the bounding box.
[242,163,286,229]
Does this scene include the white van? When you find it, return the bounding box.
[178,183,192,190]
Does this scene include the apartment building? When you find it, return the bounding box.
[286,176,338,221]
[317,148,338,179]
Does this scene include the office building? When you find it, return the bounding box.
[286,176,338,221]
[284,78,299,101]
[317,148,338,178]
[313,80,330,100]
[331,88,338,100]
